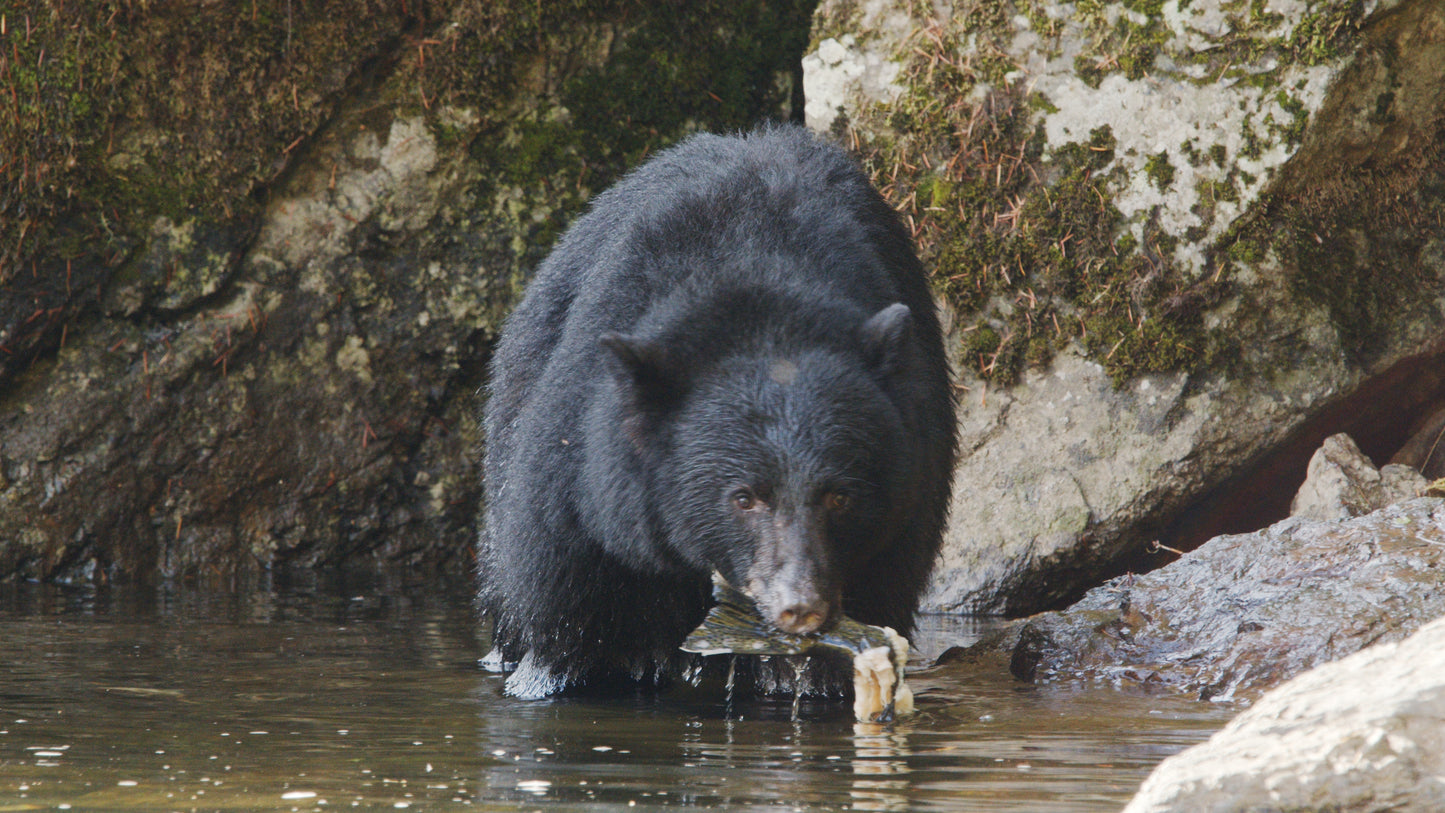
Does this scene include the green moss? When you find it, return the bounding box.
[4,0,818,385]
[847,0,1403,386]
[1275,90,1310,144]
[2,1,426,380]
[1145,151,1176,191]
[1180,140,1202,167]
[497,118,578,187]
[1247,0,1284,27]
[1226,235,1265,265]
[961,324,1028,385]
[853,6,1228,388]
[1068,0,1174,87]
[1025,332,1054,368]
[1021,1,1064,41]
[1062,0,1365,100]
[1027,91,1061,115]
[1116,44,1159,82]
[1073,55,1108,90]
[1196,112,1443,367]
[1084,314,1205,387]
[1287,2,1366,66]
[563,1,814,166]
[463,0,816,266]
[1277,166,1442,360]
[925,176,957,209]
[853,0,1388,388]
[961,327,1003,373]
[1122,0,1167,17]
[1195,177,1238,210]
[1240,124,1264,160]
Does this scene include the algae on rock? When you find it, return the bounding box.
[0,0,817,583]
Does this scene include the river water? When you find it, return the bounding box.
[0,574,1233,811]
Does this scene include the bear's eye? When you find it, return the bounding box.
[732,489,758,511]
[824,491,852,513]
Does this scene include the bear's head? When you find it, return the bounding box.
[598,304,915,634]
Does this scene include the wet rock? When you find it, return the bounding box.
[807,0,1445,614]
[988,498,1445,702]
[1290,432,1426,521]
[1123,613,1445,813]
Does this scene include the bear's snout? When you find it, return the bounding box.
[772,594,831,635]
[745,513,839,635]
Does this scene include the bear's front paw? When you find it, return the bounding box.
[502,651,570,700]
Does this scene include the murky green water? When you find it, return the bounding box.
[0,575,1233,811]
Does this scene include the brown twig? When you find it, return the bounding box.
[1149,539,1186,556]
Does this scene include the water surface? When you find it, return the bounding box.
[0,575,1233,811]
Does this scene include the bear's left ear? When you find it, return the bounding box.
[860,303,913,375]
[598,332,683,414]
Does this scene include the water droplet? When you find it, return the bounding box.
[790,658,808,721]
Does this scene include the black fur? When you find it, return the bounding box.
[478,125,957,699]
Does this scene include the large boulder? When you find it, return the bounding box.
[987,497,1445,701]
[806,0,1445,613]
[0,1,816,582]
[1123,612,1445,812]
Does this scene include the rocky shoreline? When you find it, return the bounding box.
[939,431,1445,809]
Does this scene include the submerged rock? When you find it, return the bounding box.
[984,497,1445,702]
[1123,613,1445,813]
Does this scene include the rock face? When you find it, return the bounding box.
[805,0,1445,613]
[5,0,1445,601]
[1123,613,1445,813]
[998,497,1445,702]
[0,2,815,582]
[1290,432,1426,521]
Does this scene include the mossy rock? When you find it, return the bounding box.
[0,0,819,583]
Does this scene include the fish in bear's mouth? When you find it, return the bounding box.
[680,573,914,723]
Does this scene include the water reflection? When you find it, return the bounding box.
[851,722,912,811]
[0,575,1233,811]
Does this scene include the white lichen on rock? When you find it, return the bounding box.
[334,335,374,385]
[1016,0,1340,274]
[805,0,1357,275]
[256,114,444,270]
[803,0,915,130]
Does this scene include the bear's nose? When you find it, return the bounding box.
[773,600,829,634]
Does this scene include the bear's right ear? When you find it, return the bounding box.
[598,333,681,413]
[860,302,913,376]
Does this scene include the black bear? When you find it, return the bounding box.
[478,125,956,700]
